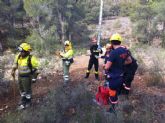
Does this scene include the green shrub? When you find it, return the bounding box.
[74,47,87,56]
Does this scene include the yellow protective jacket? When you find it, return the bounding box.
[60,49,74,59]
[60,41,74,60]
[12,54,39,76]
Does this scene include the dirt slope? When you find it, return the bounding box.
[0,54,165,122]
[0,17,165,123]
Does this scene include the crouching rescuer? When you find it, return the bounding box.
[11,43,39,110]
[59,40,74,84]
[122,50,138,95]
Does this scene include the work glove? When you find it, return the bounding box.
[31,70,39,83]
[60,52,65,58]
[32,78,37,83]
[97,45,102,52]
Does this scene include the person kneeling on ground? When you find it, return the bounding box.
[122,49,138,95]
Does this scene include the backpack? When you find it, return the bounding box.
[95,86,110,105]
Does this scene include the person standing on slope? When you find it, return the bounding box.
[85,37,102,80]
[11,43,39,110]
[59,40,74,85]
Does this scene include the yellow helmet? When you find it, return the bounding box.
[64,40,72,51]
[110,33,122,42]
[64,40,71,46]
[19,43,32,52]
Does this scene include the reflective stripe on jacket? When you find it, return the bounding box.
[13,54,39,75]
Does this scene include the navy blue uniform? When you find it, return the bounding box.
[106,47,129,104]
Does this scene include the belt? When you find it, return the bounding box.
[19,73,31,77]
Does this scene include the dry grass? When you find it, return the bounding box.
[113,19,122,29]
[1,45,164,123]
[145,50,165,87]
[145,62,165,87]
[2,82,158,123]
[136,55,147,75]
[132,45,165,87]
[144,71,164,87]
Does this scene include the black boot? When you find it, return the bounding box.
[85,72,90,78]
[108,104,116,115]
[95,74,99,80]
[122,87,130,95]
[25,98,31,108]
[18,96,26,110]
[20,96,26,105]
[124,89,129,95]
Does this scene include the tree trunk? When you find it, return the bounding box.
[162,21,165,32]
[57,9,65,44]
[161,21,165,47]
[0,42,3,55]
[69,32,72,41]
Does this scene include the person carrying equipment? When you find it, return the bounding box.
[95,44,112,106]
[59,40,74,84]
[104,33,132,112]
[11,43,39,110]
[85,37,103,80]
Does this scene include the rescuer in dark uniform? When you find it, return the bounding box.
[122,50,138,95]
[105,33,132,112]
[85,37,102,80]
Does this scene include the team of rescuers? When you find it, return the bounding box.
[11,33,138,111]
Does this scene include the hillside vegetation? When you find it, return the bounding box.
[0,0,165,123]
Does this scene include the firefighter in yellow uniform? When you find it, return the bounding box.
[59,40,74,84]
[11,43,39,110]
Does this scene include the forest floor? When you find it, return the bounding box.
[0,17,165,123]
[0,55,165,123]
